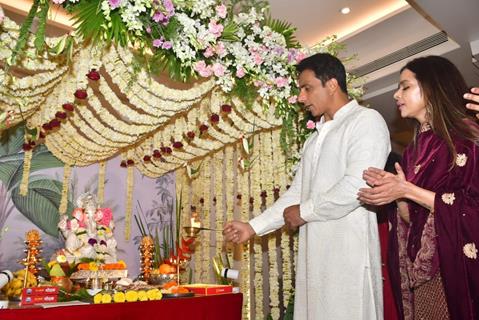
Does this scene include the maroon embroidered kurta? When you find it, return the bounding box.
[388,129,479,320]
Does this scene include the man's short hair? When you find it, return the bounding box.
[296,53,348,94]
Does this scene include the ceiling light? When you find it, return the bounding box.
[340,7,351,15]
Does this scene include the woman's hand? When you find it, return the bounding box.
[358,163,409,206]
[465,87,479,118]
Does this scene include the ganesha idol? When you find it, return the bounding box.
[58,193,118,264]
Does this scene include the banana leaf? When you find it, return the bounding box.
[0,145,64,192]
[0,124,24,156]
[11,176,73,237]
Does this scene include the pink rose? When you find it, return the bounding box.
[204,46,214,58]
[211,63,226,77]
[215,4,227,19]
[288,95,298,104]
[236,67,246,78]
[275,76,288,88]
[306,120,316,129]
[194,60,212,77]
[252,53,263,66]
[52,0,66,4]
[215,42,226,57]
[153,38,163,48]
[208,20,224,38]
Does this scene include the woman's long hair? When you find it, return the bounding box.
[401,56,479,166]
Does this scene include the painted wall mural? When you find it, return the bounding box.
[0,125,176,277]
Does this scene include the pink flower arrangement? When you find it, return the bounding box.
[208,20,224,39]
[306,120,316,129]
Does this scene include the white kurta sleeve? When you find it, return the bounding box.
[300,110,390,222]
[248,156,303,236]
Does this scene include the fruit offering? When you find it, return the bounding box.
[1,270,37,298]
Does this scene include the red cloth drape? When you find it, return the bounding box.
[0,293,243,320]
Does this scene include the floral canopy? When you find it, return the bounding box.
[0,1,358,173]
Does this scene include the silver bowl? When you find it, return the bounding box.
[148,273,177,287]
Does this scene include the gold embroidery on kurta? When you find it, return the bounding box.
[463,243,478,259]
[455,153,467,167]
[441,193,455,205]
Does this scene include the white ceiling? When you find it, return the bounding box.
[2,0,479,152]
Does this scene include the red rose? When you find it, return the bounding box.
[74,89,88,99]
[172,141,183,149]
[55,111,67,120]
[62,103,75,112]
[120,160,127,168]
[127,159,134,166]
[86,69,100,81]
[221,104,232,113]
[210,113,220,123]
[143,155,151,162]
[42,123,52,131]
[273,187,280,193]
[164,147,172,154]
[39,132,46,139]
[260,191,267,198]
[199,124,209,132]
[50,119,61,128]
[186,131,195,139]
[22,143,32,151]
[29,140,36,147]
[153,149,161,158]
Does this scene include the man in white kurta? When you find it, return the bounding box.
[224,53,390,319]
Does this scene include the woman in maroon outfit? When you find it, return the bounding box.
[358,56,479,320]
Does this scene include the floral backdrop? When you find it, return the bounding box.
[0,125,176,282]
[0,1,363,319]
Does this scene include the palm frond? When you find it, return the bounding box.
[221,21,240,42]
[69,0,105,43]
[264,15,300,48]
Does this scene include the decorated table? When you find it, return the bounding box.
[0,293,243,320]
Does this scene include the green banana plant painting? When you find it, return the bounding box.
[0,124,73,237]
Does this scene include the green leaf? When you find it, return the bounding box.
[0,124,24,156]
[70,0,105,44]
[10,0,40,65]
[6,145,64,192]
[231,78,258,108]
[34,1,50,52]
[11,176,73,237]
[221,21,239,42]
